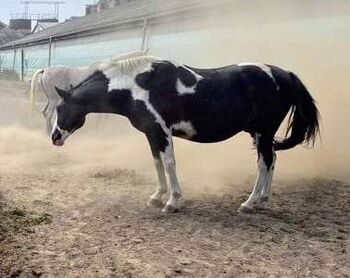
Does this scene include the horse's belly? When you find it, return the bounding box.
[172,119,243,143]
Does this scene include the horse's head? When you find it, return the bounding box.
[51,86,87,146]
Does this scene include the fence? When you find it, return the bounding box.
[0,18,149,80]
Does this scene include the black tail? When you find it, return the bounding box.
[274,72,320,151]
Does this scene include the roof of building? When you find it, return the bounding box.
[0,0,230,49]
[0,27,31,47]
[32,21,59,33]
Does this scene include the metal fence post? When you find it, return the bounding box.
[48,36,53,67]
[141,18,148,52]
[21,48,24,81]
[12,45,17,71]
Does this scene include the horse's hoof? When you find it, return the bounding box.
[237,205,254,214]
[148,198,164,208]
[162,204,180,213]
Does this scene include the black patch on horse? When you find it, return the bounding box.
[177,66,197,87]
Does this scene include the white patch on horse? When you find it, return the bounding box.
[175,65,203,96]
[176,79,196,95]
[182,65,203,81]
[103,54,171,139]
[172,121,197,139]
[102,55,155,94]
[239,63,280,91]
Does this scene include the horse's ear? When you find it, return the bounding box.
[69,84,74,90]
[55,86,70,99]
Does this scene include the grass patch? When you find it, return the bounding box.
[0,201,52,242]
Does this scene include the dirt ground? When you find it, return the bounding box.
[0,80,349,278]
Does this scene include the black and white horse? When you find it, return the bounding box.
[51,53,319,213]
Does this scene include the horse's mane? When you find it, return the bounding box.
[97,51,159,74]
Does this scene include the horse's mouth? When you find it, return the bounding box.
[52,129,65,147]
[53,138,65,146]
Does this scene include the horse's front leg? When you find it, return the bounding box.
[146,135,168,208]
[160,136,183,213]
[146,134,183,212]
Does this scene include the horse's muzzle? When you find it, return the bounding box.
[52,129,64,146]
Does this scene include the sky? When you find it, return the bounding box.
[0,0,94,24]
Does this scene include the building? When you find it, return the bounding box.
[85,0,133,16]
[0,0,349,80]
[0,27,31,47]
[32,19,59,33]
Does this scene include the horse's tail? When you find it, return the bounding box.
[274,72,320,151]
[30,69,44,112]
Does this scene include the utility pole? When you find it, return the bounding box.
[20,1,65,19]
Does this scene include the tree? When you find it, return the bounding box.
[0,21,6,30]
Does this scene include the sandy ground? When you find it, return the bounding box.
[0,80,349,278]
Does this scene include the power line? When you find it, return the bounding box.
[18,1,65,20]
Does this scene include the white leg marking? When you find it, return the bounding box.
[239,154,268,211]
[149,158,168,207]
[239,63,280,91]
[172,121,197,139]
[238,134,276,212]
[260,151,276,202]
[161,139,183,213]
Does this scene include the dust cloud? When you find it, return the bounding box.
[0,3,349,199]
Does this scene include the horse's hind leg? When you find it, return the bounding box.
[41,101,53,134]
[46,109,54,134]
[259,145,276,203]
[238,133,276,213]
[44,101,58,134]
[41,100,49,121]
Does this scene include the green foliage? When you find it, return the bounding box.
[0,203,53,242]
[0,21,5,30]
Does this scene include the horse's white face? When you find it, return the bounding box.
[51,118,71,146]
[51,87,86,146]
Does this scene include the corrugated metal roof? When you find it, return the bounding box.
[37,22,59,30]
[1,0,230,49]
